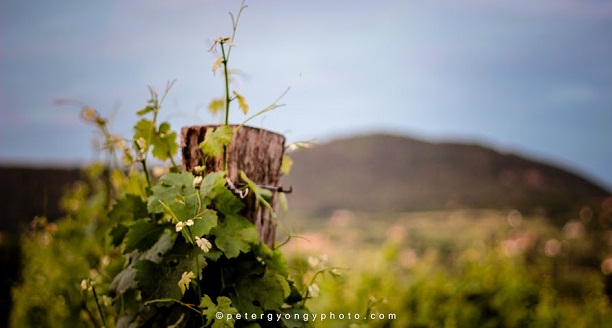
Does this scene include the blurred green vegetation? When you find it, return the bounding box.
[8,162,612,327]
[282,208,612,327]
[9,164,146,327]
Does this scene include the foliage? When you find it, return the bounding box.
[10,1,612,327]
[282,209,612,327]
[103,166,304,327]
[11,1,310,327]
[10,164,130,327]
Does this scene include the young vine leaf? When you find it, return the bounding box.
[208,97,225,116]
[178,271,195,295]
[232,91,249,115]
[133,119,179,162]
[199,126,234,158]
[280,155,293,176]
[200,295,239,327]
[136,99,156,116]
[133,118,154,150]
[151,121,178,161]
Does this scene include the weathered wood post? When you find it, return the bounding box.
[181,125,285,248]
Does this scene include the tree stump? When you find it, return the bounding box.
[181,125,285,248]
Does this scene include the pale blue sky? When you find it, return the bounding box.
[1,0,611,190]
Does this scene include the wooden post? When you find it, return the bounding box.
[181,125,285,248]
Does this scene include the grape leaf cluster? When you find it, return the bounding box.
[107,171,307,327]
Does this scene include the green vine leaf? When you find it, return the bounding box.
[148,172,200,222]
[125,170,149,196]
[183,210,218,243]
[133,118,154,150]
[200,172,244,216]
[253,242,289,277]
[202,247,223,262]
[151,121,178,161]
[199,171,226,209]
[136,100,156,116]
[109,224,129,247]
[135,260,183,302]
[191,210,219,237]
[200,295,239,327]
[135,241,207,302]
[200,171,226,198]
[123,220,170,254]
[212,214,258,259]
[284,281,304,306]
[233,270,291,315]
[214,186,245,216]
[199,126,234,158]
[110,232,176,297]
[133,119,178,162]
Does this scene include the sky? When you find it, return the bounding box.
[1,0,611,191]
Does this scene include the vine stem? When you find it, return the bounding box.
[168,153,179,170]
[193,244,206,327]
[220,42,231,172]
[81,295,101,328]
[91,285,108,328]
[145,299,201,314]
[142,158,152,191]
[301,270,326,307]
[221,42,231,126]
[227,0,246,60]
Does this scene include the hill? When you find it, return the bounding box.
[282,134,610,221]
[1,133,610,232]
